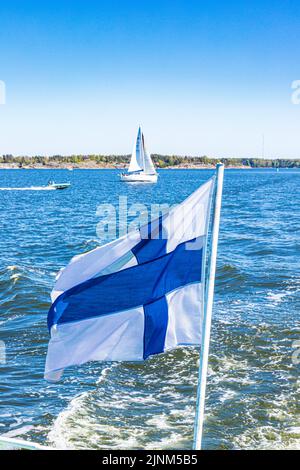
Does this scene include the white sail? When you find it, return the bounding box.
[128,127,156,175]
[142,134,157,175]
[128,127,144,173]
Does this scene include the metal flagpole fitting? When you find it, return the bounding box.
[193,163,224,450]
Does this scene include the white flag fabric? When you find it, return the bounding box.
[45,177,214,382]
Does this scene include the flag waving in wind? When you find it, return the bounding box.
[45,177,215,382]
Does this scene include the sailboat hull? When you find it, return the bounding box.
[120,173,158,183]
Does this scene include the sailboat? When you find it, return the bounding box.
[120,127,158,183]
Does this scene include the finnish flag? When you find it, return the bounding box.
[45,178,214,382]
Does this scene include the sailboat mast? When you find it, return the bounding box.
[141,131,146,172]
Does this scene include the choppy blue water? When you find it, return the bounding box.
[0,168,299,450]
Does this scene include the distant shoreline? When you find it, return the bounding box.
[1,155,299,169]
[0,163,251,170]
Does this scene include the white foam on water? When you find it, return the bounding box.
[0,186,56,191]
[6,265,18,271]
[146,414,171,430]
[10,273,20,284]
[47,392,90,449]
[266,290,299,306]
[1,425,35,439]
[48,365,117,449]
[266,279,300,307]
[288,427,300,434]
[145,432,187,450]
[233,425,300,450]
[267,292,287,304]
[219,389,237,403]
[46,352,197,450]
[48,391,147,450]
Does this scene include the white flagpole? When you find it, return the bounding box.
[193,163,224,450]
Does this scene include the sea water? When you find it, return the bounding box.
[0,168,299,449]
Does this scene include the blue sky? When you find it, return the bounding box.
[0,0,299,157]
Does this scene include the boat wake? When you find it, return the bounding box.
[47,351,197,450]
[46,303,300,450]
[0,186,56,191]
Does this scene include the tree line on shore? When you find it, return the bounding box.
[1,154,299,168]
